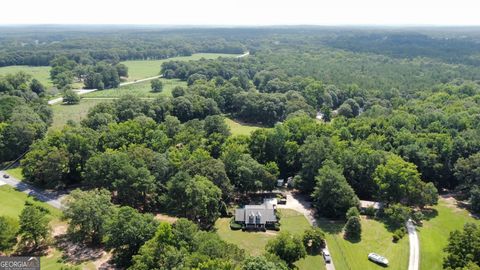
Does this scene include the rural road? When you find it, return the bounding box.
[407,219,420,270]
[277,192,336,270]
[48,52,248,105]
[0,171,64,209]
[236,51,250,58]
[48,75,163,105]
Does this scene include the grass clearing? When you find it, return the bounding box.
[5,167,24,180]
[225,118,262,136]
[84,78,186,98]
[418,197,480,270]
[0,65,53,88]
[0,185,96,269]
[0,185,61,219]
[318,216,409,270]
[50,99,109,130]
[215,209,325,270]
[121,53,240,81]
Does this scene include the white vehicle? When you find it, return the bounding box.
[322,249,331,263]
[368,253,389,266]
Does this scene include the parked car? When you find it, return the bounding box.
[368,253,389,266]
[3,174,9,179]
[322,249,331,263]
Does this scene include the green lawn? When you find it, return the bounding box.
[84,78,186,98]
[0,185,61,219]
[418,197,480,270]
[318,216,409,270]
[0,185,95,269]
[51,99,109,130]
[5,167,24,180]
[216,209,326,270]
[225,118,262,136]
[121,53,240,81]
[0,65,53,88]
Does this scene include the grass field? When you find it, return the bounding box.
[225,118,262,136]
[0,65,53,88]
[51,99,109,130]
[0,185,96,269]
[121,53,240,81]
[418,197,480,270]
[0,185,61,219]
[216,209,326,270]
[5,167,24,180]
[84,78,186,98]
[318,216,409,270]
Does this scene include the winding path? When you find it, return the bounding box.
[407,219,420,270]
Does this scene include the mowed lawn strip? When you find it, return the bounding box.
[0,65,53,88]
[215,208,326,270]
[84,78,186,98]
[5,167,24,180]
[50,99,110,130]
[318,216,409,270]
[418,197,480,270]
[121,53,240,81]
[225,118,262,136]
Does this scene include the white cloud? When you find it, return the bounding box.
[1,0,480,25]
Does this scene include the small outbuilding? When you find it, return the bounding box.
[359,200,383,210]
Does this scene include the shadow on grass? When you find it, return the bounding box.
[55,234,105,264]
[344,235,361,243]
[368,259,389,268]
[421,208,439,221]
[316,217,344,234]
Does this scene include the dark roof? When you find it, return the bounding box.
[235,204,276,224]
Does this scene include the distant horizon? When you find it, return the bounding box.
[2,0,480,26]
[1,24,480,28]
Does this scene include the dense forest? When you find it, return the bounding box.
[1,26,480,269]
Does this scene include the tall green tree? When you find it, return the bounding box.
[151,79,164,93]
[373,155,438,207]
[312,160,360,218]
[63,90,80,105]
[344,216,362,240]
[266,231,306,267]
[0,216,18,252]
[443,223,480,269]
[165,172,222,228]
[302,228,326,253]
[241,256,288,270]
[18,204,50,249]
[63,189,114,245]
[105,206,158,267]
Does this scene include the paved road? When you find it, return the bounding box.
[0,171,64,209]
[407,219,420,270]
[48,75,163,105]
[236,51,250,58]
[277,192,336,270]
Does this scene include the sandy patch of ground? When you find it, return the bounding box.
[440,194,464,213]
[93,251,116,270]
[155,213,178,224]
[55,235,105,264]
[52,223,68,237]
